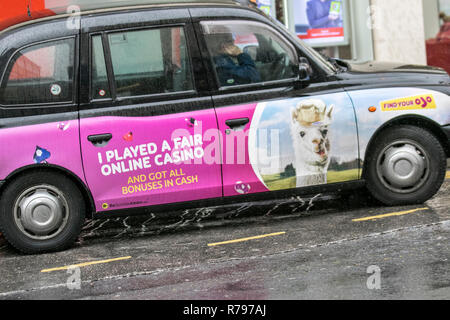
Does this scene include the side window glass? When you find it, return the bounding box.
[1,38,75,105]
[91,35,111,99]
[201,20,298,88]
[107,27,193,98]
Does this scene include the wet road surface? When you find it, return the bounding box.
[0,177,449,300]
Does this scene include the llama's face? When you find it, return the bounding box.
[291,102,333,167]
[296,124,331,165]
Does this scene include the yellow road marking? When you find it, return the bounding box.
[446,171,450,180]
[41,256,132,273]
[208,232,286,247]
[352,208,429,222]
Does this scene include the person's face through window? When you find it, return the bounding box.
[222,40,242,57]
[217,34,242,57]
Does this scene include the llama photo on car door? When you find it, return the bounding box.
[290,99,333,187]
[248,93,360,191]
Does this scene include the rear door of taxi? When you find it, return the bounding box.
[79,8,223,212]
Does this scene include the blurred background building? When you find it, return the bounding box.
[260,0,450,70]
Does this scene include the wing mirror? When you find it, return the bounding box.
[295,57,312,88]
[299,57,312,80]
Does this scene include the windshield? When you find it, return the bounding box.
[294,37,338,74]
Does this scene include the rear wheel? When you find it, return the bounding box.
[0,171,85,254]
[365,125,446,206]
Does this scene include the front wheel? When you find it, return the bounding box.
[365,125,446,206]
[0,171,85,254]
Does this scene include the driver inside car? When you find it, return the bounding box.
[210,33,261,86]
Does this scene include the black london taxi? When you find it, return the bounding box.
[0,0,449,253]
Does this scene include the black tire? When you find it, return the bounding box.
[365,125,446,206]
[0,171,85,254]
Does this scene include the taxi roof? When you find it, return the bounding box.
[63,0,245,11]
[0,0,256,34]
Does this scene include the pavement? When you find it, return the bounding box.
[0,173,449,300]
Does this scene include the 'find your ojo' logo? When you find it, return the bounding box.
[381,94,436,112]
[415,95,433,108]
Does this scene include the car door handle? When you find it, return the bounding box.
[87,133,113,144]
[225,118,250,129]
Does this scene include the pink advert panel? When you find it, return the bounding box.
[79,109,223,212]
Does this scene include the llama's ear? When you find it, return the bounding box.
[327,105,334,120]
[292,109,297,122]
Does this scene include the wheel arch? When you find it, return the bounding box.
[361,114,450,179]
[0,164,95,219]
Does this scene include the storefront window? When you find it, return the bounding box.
[290,0,347,47]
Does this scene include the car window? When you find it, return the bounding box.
[0,38,75,105]
[201,20,298,88]
[91,35,111,100]
[107,27,193,98]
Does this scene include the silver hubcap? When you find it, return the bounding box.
[14,185,69,240]
[377,140,429,193]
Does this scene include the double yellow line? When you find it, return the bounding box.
[352,207,429,222]
[208,232,286,247]
[41,231,286,272]
[41,256,132,273]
